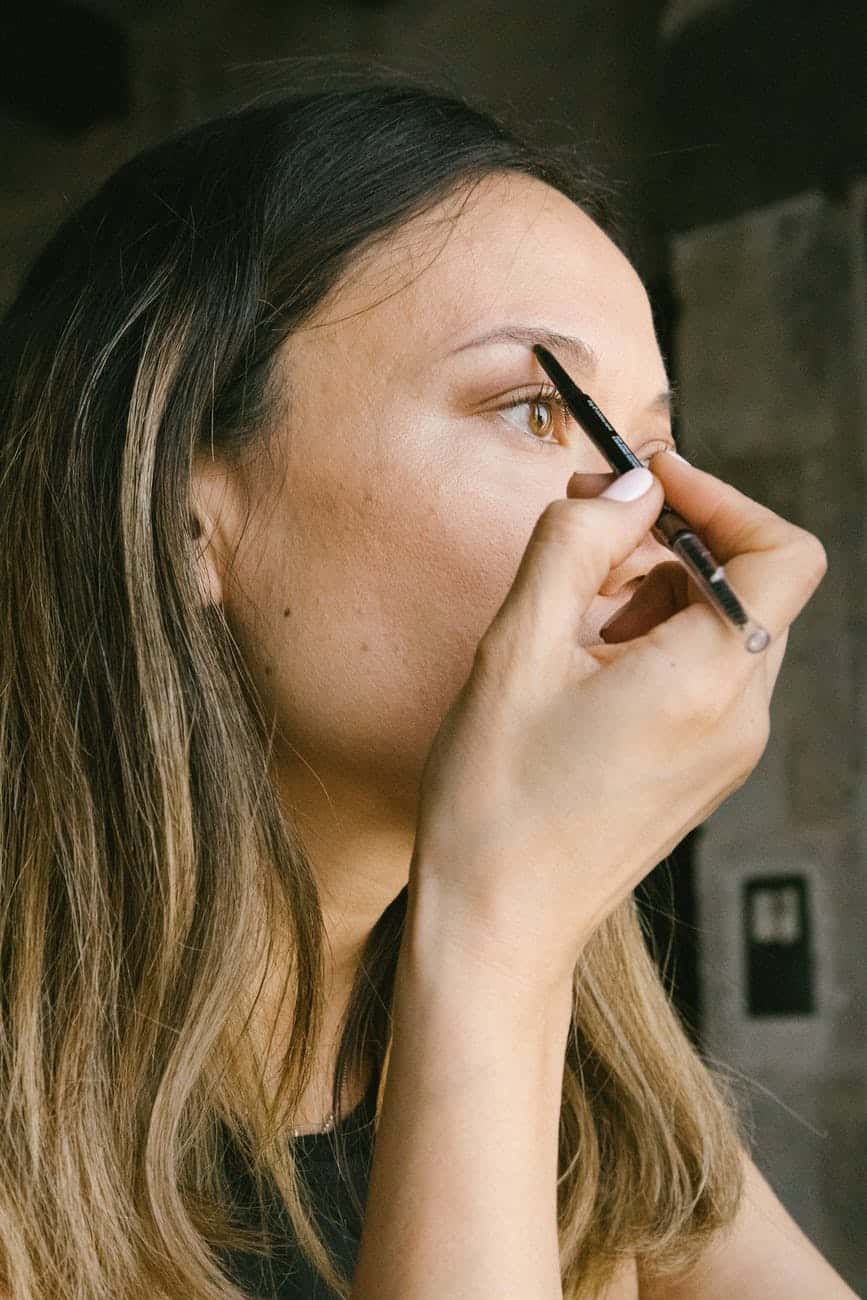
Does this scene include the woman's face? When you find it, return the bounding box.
[193,171,676,908]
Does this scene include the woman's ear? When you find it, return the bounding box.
[189,508,223,609]
[189,455,237,610]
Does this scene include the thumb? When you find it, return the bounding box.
[480,467,665,678]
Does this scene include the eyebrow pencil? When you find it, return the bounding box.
[532,344,770,654]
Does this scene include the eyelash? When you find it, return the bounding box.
[497,383,672,461]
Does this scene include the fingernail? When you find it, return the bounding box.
[600,466,655,502]
[669,451,690,464]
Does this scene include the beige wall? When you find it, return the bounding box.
[673,185,867,1290]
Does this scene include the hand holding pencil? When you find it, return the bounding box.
[409,409,829,994]
[533,344,773,653]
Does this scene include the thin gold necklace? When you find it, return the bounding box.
[291,1110,336,1139]
[291,1063,374,1137]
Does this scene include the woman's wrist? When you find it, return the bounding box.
[400,877,576,1034]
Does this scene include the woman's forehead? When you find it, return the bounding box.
[303,175,648,366]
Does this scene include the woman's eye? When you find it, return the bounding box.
[491,382,571,446]
[497,396,562,444]
[494,391,675,462]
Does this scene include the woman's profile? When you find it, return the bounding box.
[0,62,849,1300]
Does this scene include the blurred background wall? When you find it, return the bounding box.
[1,0,864,1291]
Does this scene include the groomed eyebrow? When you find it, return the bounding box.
[448,324,677,420]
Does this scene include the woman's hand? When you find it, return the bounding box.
[407,451,827,997]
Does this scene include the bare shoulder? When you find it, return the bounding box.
[636,1149,860,1300]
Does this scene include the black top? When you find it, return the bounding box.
[218,1069,380,1299]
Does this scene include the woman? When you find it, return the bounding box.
[0,67,847,1300]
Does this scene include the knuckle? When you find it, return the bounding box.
[787,527,829,581]
[681,675,731,731]
[725,683,771,771]
[804,535,829,582]
[641,643,732,729]
[538,497,592,546]
[531,501,602,597]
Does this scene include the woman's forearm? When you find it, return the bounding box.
[351,906,573,1300]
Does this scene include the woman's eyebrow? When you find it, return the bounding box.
[447,324,597,373]
[446,323,677,420]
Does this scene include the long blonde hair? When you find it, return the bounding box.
[0,66,747,1299]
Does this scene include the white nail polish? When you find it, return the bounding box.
[600,467,654,501]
